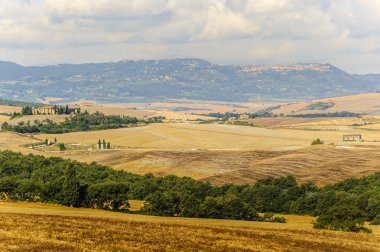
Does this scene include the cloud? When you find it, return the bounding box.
[0,0,379,73]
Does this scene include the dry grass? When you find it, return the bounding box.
[0,115,10,122]
[273,93,380,115]
[6,114,68,126]
[37,123,349,151]
[0,202,379,252]
[251,117,364,128]
[51,146,380,186]
[0,132,40,153]
[78,104,156,119]
[77,103,212,120]
[0,105,21,114]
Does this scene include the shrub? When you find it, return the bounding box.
[272,216,287,223]
[311,138,324,145]
[370,214,380,225]
[58,143,66,151]
[313,204,371,233]
[260,213,287,223]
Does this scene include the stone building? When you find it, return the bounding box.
[32,106,56,115]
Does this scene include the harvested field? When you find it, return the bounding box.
[0,132,40,152]
[251,117,365,128]
[0,202,379,251]
[54,146,380,186]
[273,93,380,115]
[0,115,10,122]
[78,103,156,118]
[0,105,21,114]
[77,103,212,120]
[201,146,380,185]
[3,120,380,186]
[6,114,68,126]
[37,123,345,151]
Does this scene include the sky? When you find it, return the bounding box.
[0,0,379,73]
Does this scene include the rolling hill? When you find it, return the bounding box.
[1,59,380,103]
[1,202,379,251]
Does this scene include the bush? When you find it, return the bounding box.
[272,216,287,223]
[58,143,66,151]
[313,204,371,233]
[311,138,324,145]
[260,213,287,223]
[370,214,380,225]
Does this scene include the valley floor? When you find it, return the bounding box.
[0,202,380,251]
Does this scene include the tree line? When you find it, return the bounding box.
[289,111,362,118]
[1,111,162,134]
[0,99,43,107]
[0,150,379,232]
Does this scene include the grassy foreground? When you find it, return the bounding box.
[0,202,380,251]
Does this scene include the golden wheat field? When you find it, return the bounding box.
[272,93,380,115]
[0,201,379,252]
[76,103,212,120]
[21,143,378,186]
[0,105,21,114]
[81,93,380,115]
[37,122,360,151]
[6,114,68,126]
[0,115,10,122]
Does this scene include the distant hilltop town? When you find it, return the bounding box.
[240,63,332,73]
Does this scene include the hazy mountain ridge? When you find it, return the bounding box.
[0,59,380,103]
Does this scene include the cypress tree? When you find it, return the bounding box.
[63,164,81,207]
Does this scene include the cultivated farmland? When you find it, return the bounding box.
[3,100,380,186]
[0,201,379,252]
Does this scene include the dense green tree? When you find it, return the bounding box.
[1,122,9,131]
[0,150,380,229]
[62,164,81,207]
[3,111,160,134]
[58,143,66,151]
[314,203,371,233]
[21,106,33,115]
[86,182,130,211]
[370,214,380,225]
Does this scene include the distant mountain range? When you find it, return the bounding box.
[1,58,380,103]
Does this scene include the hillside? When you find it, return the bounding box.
[273,93,380,115]
[1,59,380,103]
[1,202,379,251]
